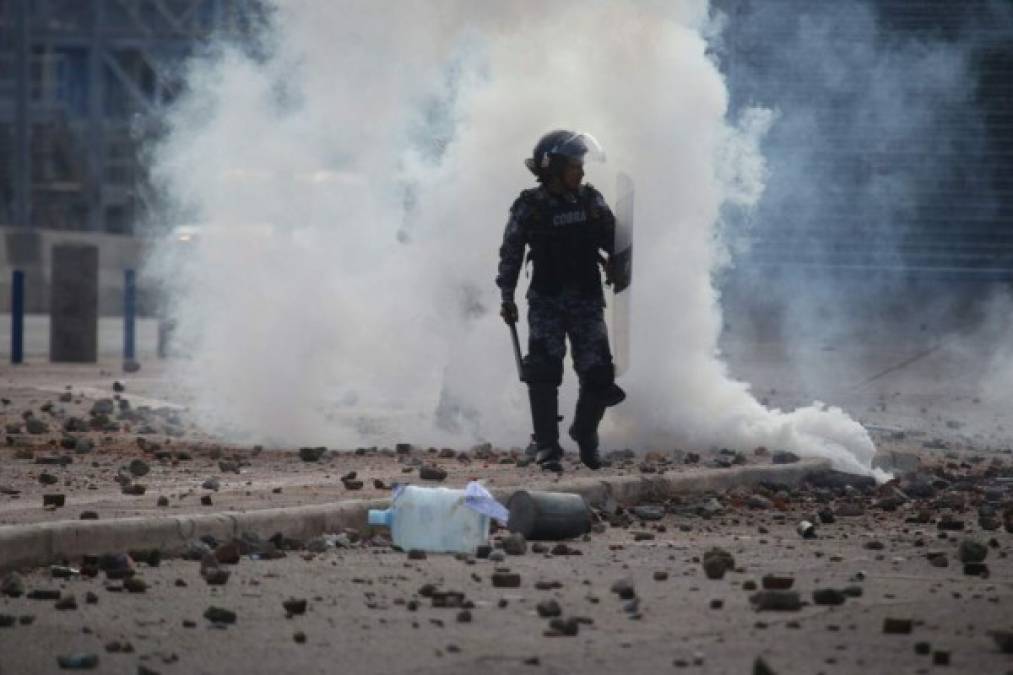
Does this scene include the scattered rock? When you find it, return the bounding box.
[128,459,150,477]
[26,418,49,434]
[761,575,794,590]
[771,451,800,464]
[1,573,26,598]
[283,598,308,616]
[43,494,66,508]
[56,653,99,670]
[812,588,846,606]
[611,579,636,600]
[407,549,427,560]
[989,630,1013,654]
[419,465,448,481]
[204,606,237,624]
[702,547,735,580]
[123,577,147,593]
[491,572,521,588]
[502,533,527,556]
[957,539,988,564]
[298,447,326,462]
[883,618,913,634]
[546,617,580,637]
[750,591,802,611]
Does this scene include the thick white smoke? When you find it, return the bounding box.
[148,1,880,476]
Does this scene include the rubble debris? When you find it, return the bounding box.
[702,547,735,580]
[491,571,521,588]
[203,606,237,624]
[502,533,527,555]
[957,539,988,564]
[298,447,326,462]
[883,618,913,634]
[419,465,448,481]
[1,573,26,598]
[750,591,802,611]
[56,653,99,670]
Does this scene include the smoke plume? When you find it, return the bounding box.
[147,1,880,476]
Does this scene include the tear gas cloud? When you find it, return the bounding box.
[147,0,880,476]
[716,0,1013,415]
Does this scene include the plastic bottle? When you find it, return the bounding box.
[368,485,491,554]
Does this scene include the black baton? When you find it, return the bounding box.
[508,320,524,382]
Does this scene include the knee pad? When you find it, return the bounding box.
[522,355,563,386]
[579,364,625,407]
[579,363,615,391]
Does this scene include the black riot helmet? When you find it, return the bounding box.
[524,130,605,181]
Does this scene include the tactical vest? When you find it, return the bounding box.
[520,186,608,297]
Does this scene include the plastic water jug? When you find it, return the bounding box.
[368,485,495,554]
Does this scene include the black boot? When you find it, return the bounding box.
[568,391,605,470]
[528,384,563,469]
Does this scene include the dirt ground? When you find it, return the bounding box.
[0,332,1011,674]
[0,472,1011,675]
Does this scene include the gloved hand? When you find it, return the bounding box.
[500,301,519,324]
[600,255,616,287]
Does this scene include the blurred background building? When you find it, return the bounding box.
[0,0,1010,315]
[0,0,259,312]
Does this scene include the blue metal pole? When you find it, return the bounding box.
[123,269,136,362]
[11,270,24,364]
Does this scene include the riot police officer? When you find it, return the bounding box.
[496,130,625,470]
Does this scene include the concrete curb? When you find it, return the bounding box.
[0,458,832,573]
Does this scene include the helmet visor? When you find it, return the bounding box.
[549,132,606,164]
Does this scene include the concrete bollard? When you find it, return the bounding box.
[11,270,24,364]
[49,245,98,363]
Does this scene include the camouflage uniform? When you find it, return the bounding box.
[496,183,623,465]
[496,183,616,387]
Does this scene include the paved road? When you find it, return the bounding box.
[0,489,1009,675]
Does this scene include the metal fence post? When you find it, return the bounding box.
[124,269,136,362]
[11,270,24,364]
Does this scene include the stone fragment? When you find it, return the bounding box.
[761,575,794,590]
[298,447,326,462]
[1,573,26,598]
[750,591,802,611]
[883,618,913,634]
[611,579,636,600]
[419,465,448,481]
[957,539,987,564]
[546,617,579,637]
[990,630,1013,654]
[128,459,149,477]
[702,547,735,580]
[204,606,237,624]
[283,598,308,616]
[407,549,427,560]
[812,588,846,606]
[27,589,61,601]
[79,511,99,520]
[55,594,78,610]
[491,572,521,588]
[43,494,66,508]
[26,418,49,434]
[121,484,146,495]
[653,571,669,581]
[124,577,147,593]
[502,533,527,556]
[56,653,99,670]
[771,451,799,464]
